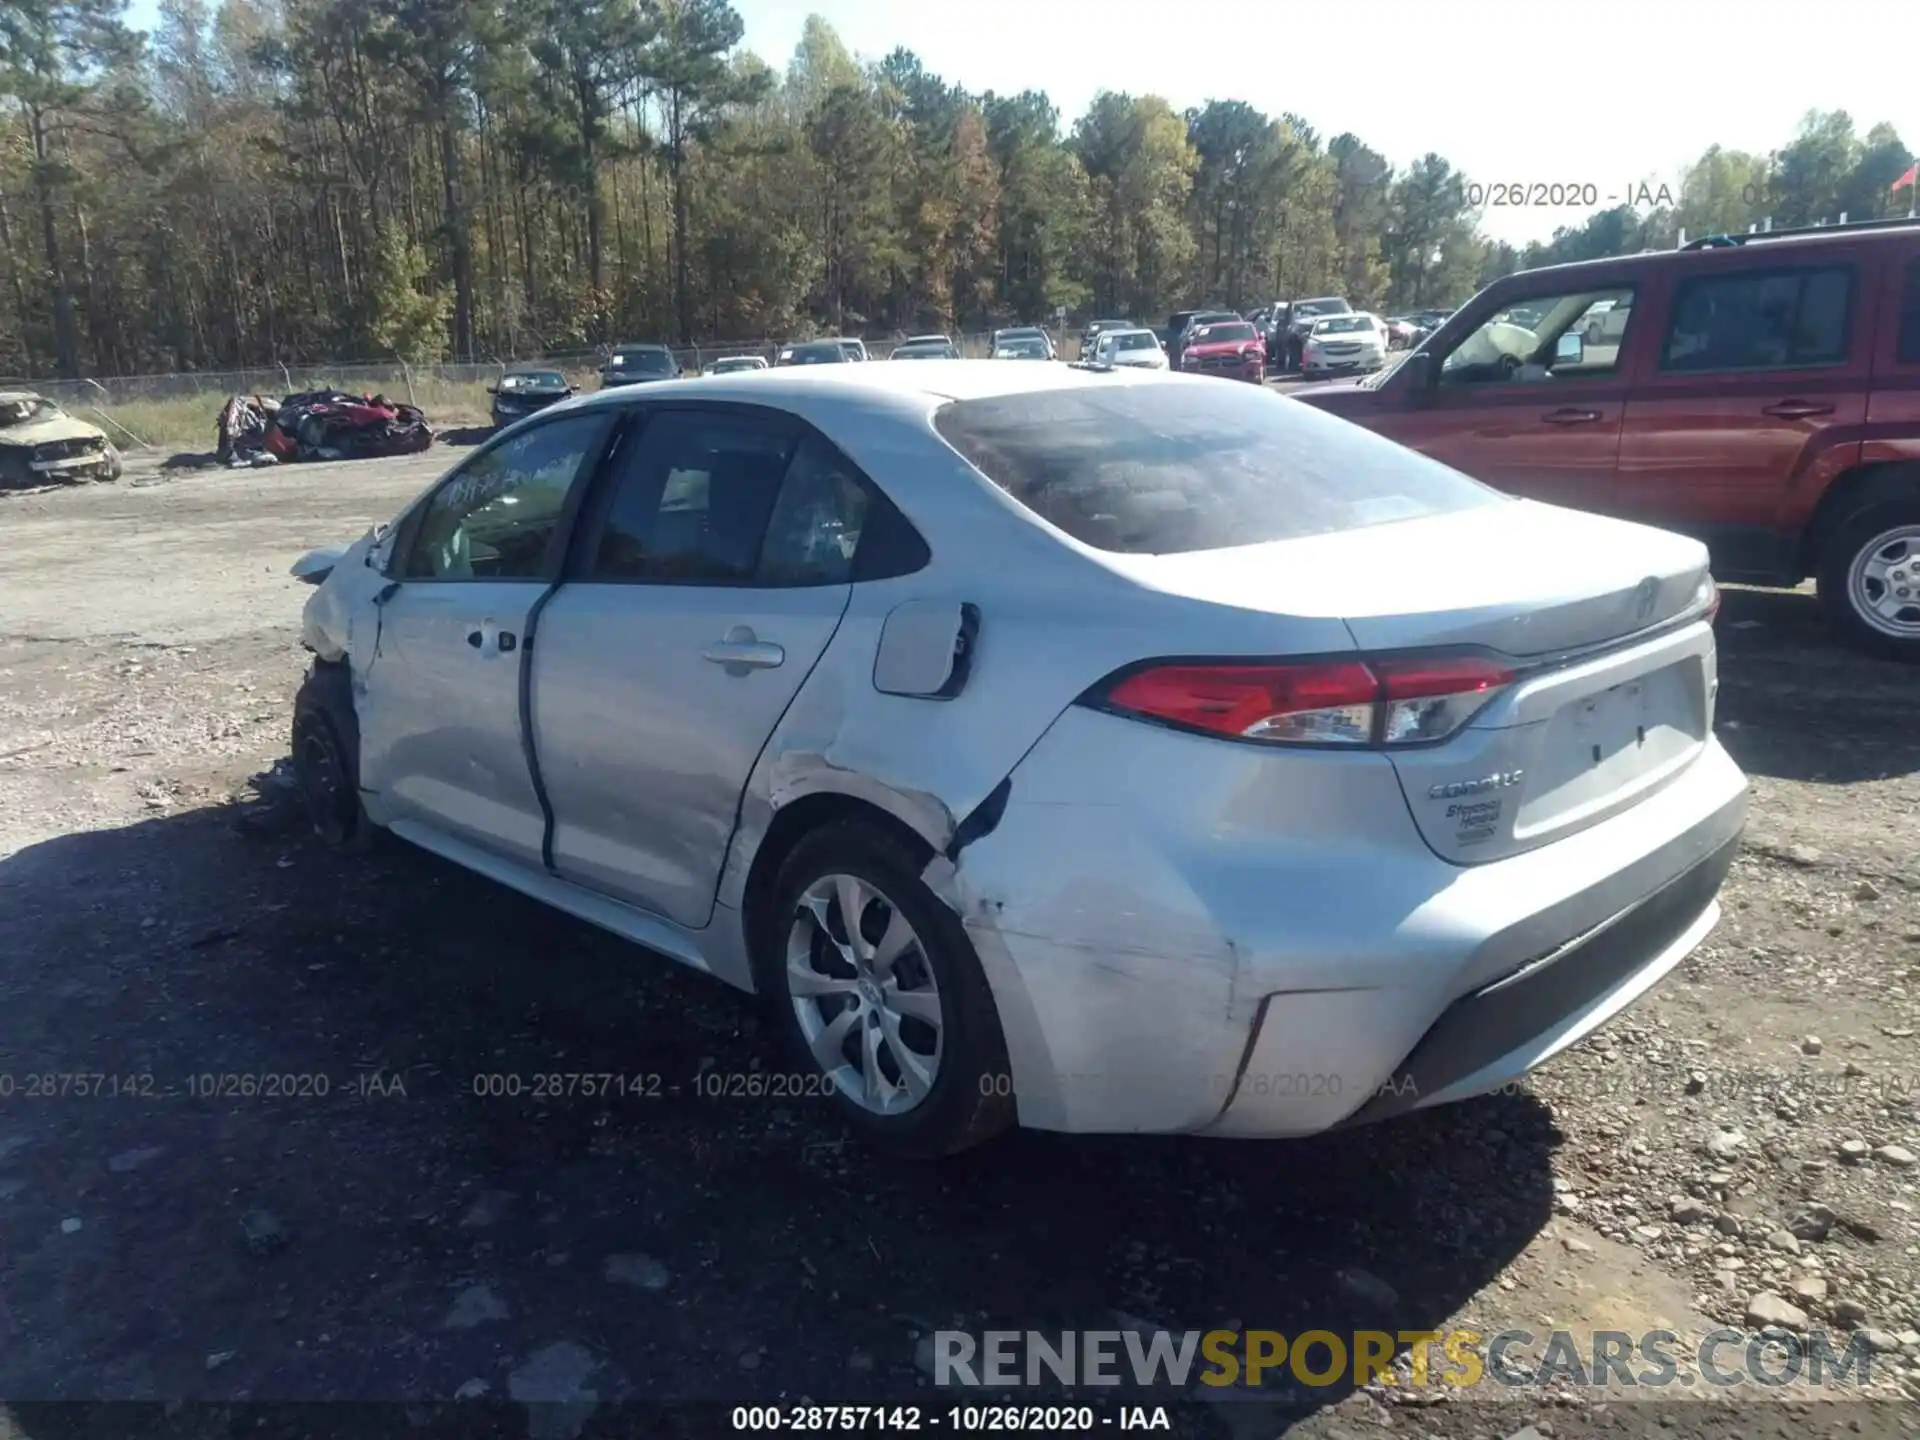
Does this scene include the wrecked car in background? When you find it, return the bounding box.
[216,390,434,467]
[0,391,122,487]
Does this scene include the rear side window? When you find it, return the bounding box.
[582,410,926,586]
[1897,256,1920,364]
[932,383,1504,556]
[1660,265,1853,373]
[590,411,795,582]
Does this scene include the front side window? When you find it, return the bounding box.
[1440,285,1635,386]
[403,412,613,580]
[1660,266,1853,373]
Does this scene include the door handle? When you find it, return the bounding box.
[466,628,517,652]
[702,625,785,671]
[1542,407,1602,425]
[1762,399,1834,420]
[702,640,784,670]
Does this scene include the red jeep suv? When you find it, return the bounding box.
[1295,219,1920,660]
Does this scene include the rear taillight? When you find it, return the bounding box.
[1096,653,1515,747]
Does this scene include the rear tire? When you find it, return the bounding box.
[755,822,1014,1159]
[291,663,382,851]
[1817,498,1920,663]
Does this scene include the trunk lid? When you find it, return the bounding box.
[1094,500,1717,863]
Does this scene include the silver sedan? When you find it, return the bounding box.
[291,362,1747,1156]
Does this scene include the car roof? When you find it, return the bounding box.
[612,342,669,351]
[1493,223,1920,290]
[566,356,1171,417]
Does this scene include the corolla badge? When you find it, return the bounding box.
[1633,576,1660,622]
[1427,770,1524,800]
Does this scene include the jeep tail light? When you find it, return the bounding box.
[1095,654,1515,747]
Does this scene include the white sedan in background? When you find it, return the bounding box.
[703,355,770,376]
[289,362,1744,1158]
[1089,327,1168,369]
[1301,313,1389,376]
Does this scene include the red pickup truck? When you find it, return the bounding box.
[1294,219,1920,660]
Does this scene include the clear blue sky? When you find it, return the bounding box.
[124,0,1916,246]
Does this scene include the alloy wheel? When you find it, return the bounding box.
[786,873,944,1115]
[1846,524,1920,639]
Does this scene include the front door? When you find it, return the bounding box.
[533,409,872,927]
[357,411,617,867]
[1374,283,1640,514]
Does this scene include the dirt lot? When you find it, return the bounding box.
[1,451,1917,1440]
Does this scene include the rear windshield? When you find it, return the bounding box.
[611,349,673,373]
[932,383,1502,555]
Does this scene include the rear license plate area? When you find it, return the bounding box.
[1513,661,1706,835]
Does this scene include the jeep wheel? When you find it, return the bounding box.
[1818,502,1920,662]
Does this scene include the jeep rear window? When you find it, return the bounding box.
[1660,265,1853,372]
[932,383,1504,555]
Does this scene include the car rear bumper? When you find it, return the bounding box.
[952,708,1748,1137]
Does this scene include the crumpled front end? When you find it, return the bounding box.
[0,433,120,487]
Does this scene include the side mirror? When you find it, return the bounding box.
[1555,332,1585,366]
[1395,351,1437,402]
[485,383,498,395]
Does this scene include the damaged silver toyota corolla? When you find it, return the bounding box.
[290,361,1748,1157]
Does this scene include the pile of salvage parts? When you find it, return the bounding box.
[216,390,434,468]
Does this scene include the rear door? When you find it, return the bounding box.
[1369,279,1641,513]
[531,407,871,928]
[1615,251,1874,578]
[358,410,618,867]
[1863,243,1920,469]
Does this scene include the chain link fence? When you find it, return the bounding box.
[1,328,1039,413]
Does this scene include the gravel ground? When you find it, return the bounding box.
[1,452,1916,1440]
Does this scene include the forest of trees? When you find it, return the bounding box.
[1,0,1914,378]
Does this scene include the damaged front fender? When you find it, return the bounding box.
[297,525,393,662]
